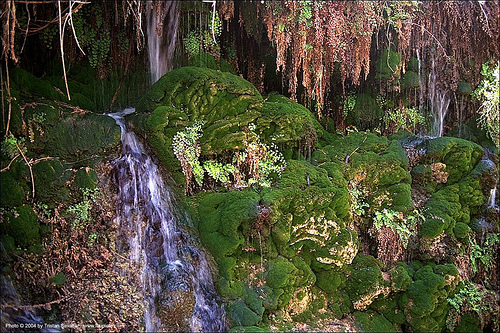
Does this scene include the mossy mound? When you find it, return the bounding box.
[347,94,384,129]
[131,66,264,183]
[0,171,25,208]
[32,159,73,203]
[258,93,325,148]
[354,310,397,333]
[314,132,412,213]
[420,176,484,241]
[345,255,390,311]
[422,136,484,184]
[0,205,40,250]
[41,113,120,165]
[400,263,459,332]
[374,49,402,80]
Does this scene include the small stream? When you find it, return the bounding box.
[109,109,226,332]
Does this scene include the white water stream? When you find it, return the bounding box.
[109,109,226,332]
[146,1,179,83]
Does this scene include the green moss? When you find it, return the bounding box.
[315,268,343,294]
[348,93,384,129]
[345,255,389,310]
[453,222,471,241]
[425,136,484,184]
[32,159,72,203]
[10,68,60,101]
[188,53,218,70]
[389,262,412,292]
[44,113,121,165]
[228,300,262,327]
[401,264,459,332]
[353,311,397,333]
[0,172,25,208]
[454,312,482,333]
[258,93,324,147]
[0,205,40,248]
[49,272,67,287]
[74,167,98,190]
[374,49,402,80]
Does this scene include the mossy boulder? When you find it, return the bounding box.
[353,310,397,333]
[32,159,72,203]
[374,49,402,80]
[260,160,355,269]
[400,70,420,89]
[401,263,459,332]
[0,172,25,208]
[258,93,325,148]
[422,136,484,184]
[10,68,61,101]
[420,177,484,240]
[0,205,40,249]
[345,255,390,311]
[43,113,121,165]
[348,93,384,129]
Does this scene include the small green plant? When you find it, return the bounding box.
[172,121,205,187]
[66,188,99,229]
[373,208,422,248]
[447,281,499,331]
[472,61,499,147]
[383,106,424,133]
[87,233,98,247]
[203,160,235,184]
[349,186,369,216]
[1,134,26,159]
[172,122,286,192]
[470,233,499,275]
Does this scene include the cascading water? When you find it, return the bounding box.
[427,59,450,137]
[108,109,226,332]
[146,1,179,83]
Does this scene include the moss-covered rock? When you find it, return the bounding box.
[401,263,459,332]
[0,172,25,208]
[423,136,484,184]
[43,113,121,165]
[345,254,390,311]
[32,159,72,203]
[353,310,397,333]
[258,93,325,148]
[374,49,402,80]
[0,205,40,249]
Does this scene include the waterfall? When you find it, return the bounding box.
[108,109,226,332]
[489,184,498,209]
[427,59,450,137]
[146,1,179,83]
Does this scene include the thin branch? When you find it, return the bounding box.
[0,154,20,172]
[67,0,86,55]
[14,140,35,200]
[0,296,68,310]
[20,2,30,54]
[58,0,71,100]
[407,22,449,58]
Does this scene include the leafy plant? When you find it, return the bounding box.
[470,233,499,275]
[383,107,425,133]
[172,121,205,186]
[1,134,26,159]
[472,61,499,147]
[349,186,369,216]
[66,188,99,229]
[372,208,422,248]
[204,160,235,184]
[447,281,499,332]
